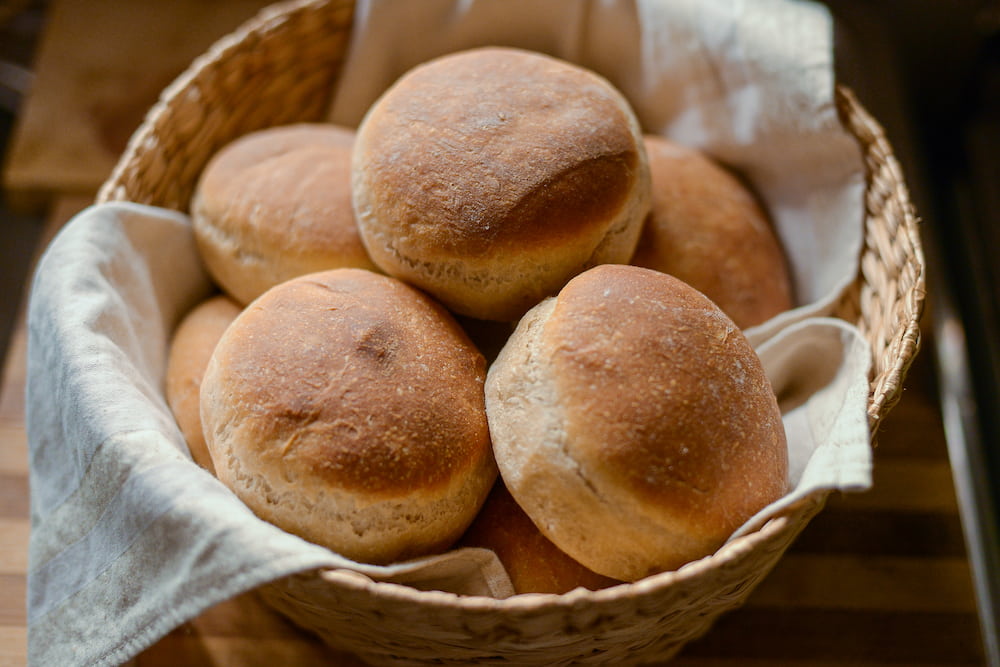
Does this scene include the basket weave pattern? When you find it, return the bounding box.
[98,0,926,663]
[97,0,354,211]
[831,88,926,432]
[257,496,826,664]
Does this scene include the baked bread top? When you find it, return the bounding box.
[200,268,497,563]
[192,123,377,305]
[631,135,793,328]
[486,264,788,580]
[352,47,650,321]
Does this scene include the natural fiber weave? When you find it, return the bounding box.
[97,0,926,663]
[97,0,355,211]
[257,494,828,665]
[831,87,926,433]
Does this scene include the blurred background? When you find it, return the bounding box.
[0,1,997,665]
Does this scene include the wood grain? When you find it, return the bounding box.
[1,0,274,213]
[0,197,986,665]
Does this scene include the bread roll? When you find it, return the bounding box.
[352,47,651,321]
[165,294,242,474]
[631,135,793,329]
[192,123,378,305]
[200,268,497,564]
[485,264,788,581]
[459,481,620,595]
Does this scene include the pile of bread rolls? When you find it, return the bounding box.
[166,47,792,595]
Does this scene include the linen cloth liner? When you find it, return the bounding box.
[25,0,869,665]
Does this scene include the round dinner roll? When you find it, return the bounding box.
[165,294,242,474]
[485,264,789,582]
[200,268,497,564]
[630,135,793,329]
[459,480,620,595]
[192,123,378,305]
[352,47,651,321]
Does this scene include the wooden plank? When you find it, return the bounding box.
[0,475,28,521]
[0,575,25,626]
[681,608,984,665]
[843,458,962,513]
[792,506,969,558]
[2,0,274,212]
[747,554,978,613]
[0,426,26,475]
[0,520,29,576]
[0,626,27,667]
[0,327,26,424]
[130,635,356,667]
[673,660,963,667]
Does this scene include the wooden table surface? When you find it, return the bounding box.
[0,197,988,666]
[2,0,275,213]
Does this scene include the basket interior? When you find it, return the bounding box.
[93,0,927,662]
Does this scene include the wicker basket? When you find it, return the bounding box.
[97,0,926,663]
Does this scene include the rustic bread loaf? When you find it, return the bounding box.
[631,135,793,328]
[165,294,242,474]
[459,480,620,595]
[192,123,377,305]
[485,264,788,581]
[200,268,497,564]
[352,47,650,321]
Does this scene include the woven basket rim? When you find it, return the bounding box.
[833,86,926,430]
[292,493,823,610]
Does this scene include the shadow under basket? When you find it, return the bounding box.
[97,0,927,664]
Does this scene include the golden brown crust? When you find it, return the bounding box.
[486,264,788,581]
[550,265,788,529]
[459,481,620,595]
[192,123,377,305]
[165,294,242,474]
[353,47,650,321]
[631,136,793,328]
[200,268,497,564]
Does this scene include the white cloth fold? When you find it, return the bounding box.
[25,1,872,664]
